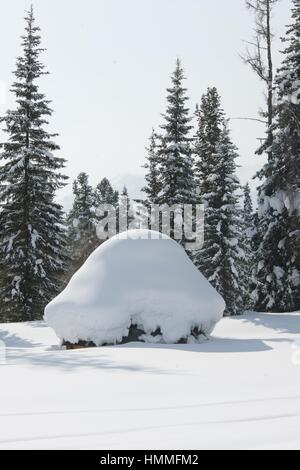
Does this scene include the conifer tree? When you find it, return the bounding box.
[93,177,119,241]
[119,185,134,231]
[155,59,196,246]
[0,7,68,321]
[243,183,253,231]
[157,59,195,209]
[67,172,98,276]
[253,0,300,311]
[141,130,161,205]
[241,183,255,310]
[194,89,224,192]
[94,177,119,207]
[193,89,245,315]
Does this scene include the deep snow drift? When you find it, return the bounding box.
[45,230,225,346]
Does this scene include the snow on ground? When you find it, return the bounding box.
[0,311,300,450]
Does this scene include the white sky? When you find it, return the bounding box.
[0,0,293,206]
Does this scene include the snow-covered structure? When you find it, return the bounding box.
[44,230,225,346]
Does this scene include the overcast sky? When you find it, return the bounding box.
[0,0,292,206]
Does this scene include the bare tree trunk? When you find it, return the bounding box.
[266,1,273,160]
[241,0,278,159]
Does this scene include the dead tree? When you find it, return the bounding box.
[241,0,279,160]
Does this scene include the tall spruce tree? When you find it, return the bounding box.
[194,89,224,189]
[194,89,245,315]
[67,172,98,276]
[157,59,195,209]
[253,0,300,311]
[0,7,68,322]
[141,129,161,205]
[156,59,196,246]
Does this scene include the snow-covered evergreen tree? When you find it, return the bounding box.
[94,177,119,207]
[0,7,68,322]
[93,177,119,241]
[194,88,224,190]
[141,129,161,205]
[241,183,255,310]
[253,0,300,312]
[118,185,134,231]
[67,172,98,276]
[157,59,195,209]
[155,59,196,246]
[243,183,253,231]
[193,89,245,315]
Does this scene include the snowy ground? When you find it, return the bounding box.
[0,312,300,450]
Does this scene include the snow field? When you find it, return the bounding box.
[0,311,299,449]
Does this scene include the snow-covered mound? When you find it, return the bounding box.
[44,230,225,346]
